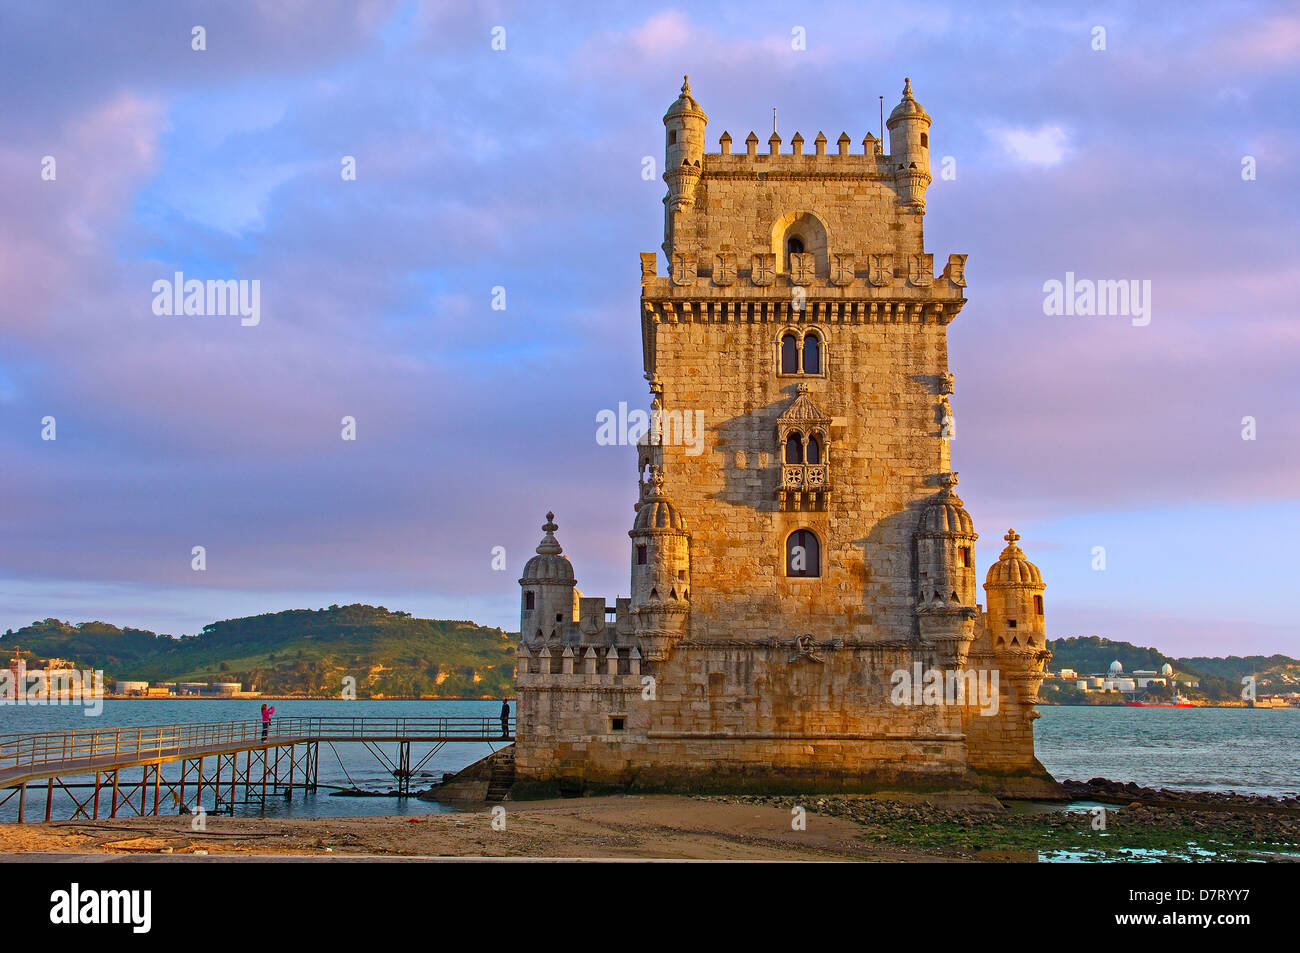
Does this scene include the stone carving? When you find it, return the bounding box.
[751,253,775,287]
[787,633,825,664]
[943,253,967,288]
[909,253,934,288]
[789,252,814,286]
[672,252,696,287]
[830,253,854,286]
[868,253,892,287]
[713,251,736,286]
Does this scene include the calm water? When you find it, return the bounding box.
[1035,705,1300,798]
[2,701,1296,822]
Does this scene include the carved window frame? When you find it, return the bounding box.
[774,327,828,379]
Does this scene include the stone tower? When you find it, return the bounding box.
[511,78,1060,799]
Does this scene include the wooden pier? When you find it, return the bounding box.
[0,716,514,823]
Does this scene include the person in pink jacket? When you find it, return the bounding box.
[260,703,275,741]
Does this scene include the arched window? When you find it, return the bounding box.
[777,330,826,377]
[786,529,821,577]
[780,333,799,374]
[806,435,821,465]
[802,334,820,374]
[784,434,803,464]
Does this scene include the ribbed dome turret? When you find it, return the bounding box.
[887,77,930,126]
[919,473,974,536]
[663,75,707,122]
[633,480,688,533]
[985,529,1043,586]
[521,512,575,583]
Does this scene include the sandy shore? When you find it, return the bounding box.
[0,794,972,861]
[2,788,1296,861]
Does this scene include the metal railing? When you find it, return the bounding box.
[0,716,515,774]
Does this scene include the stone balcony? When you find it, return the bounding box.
[779,464,831,509]
[783,463,829,490]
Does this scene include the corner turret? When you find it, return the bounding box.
[887,77,932,210]
[663,75,707,220]
[628,465,690,662]
[915,472,978,662]
[519,512,578,644]
[983,529,1046,655]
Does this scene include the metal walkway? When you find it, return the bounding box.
[0,716,514,823]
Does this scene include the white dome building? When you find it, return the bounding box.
[1108,659,1124,675]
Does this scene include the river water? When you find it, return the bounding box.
[1,700,1296,821]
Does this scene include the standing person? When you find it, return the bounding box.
[261,702,275,741]
[500,698,510,739]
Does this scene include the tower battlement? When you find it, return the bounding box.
[711,131,885,161]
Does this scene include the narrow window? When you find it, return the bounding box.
[957,547,971,568]
[1007,619,1017,629]
[786,236,804,268]
[636,544,647,565]
[524,591,535,610]
[784,433,804,464]
[802,334,820,374]
[920,133,928,148]
[610,716,626,732]
[786,529,821,578]
[669,130,677,145]
[555,613,563,623]
[806,435,821,465]
[780,333,799,374]
[1034,595,1044,615]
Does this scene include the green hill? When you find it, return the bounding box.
[1,605,517,698]
[1045,636,1174,675]
[1046,636,1299,703]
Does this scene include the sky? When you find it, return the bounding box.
[0,1,1297,657]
